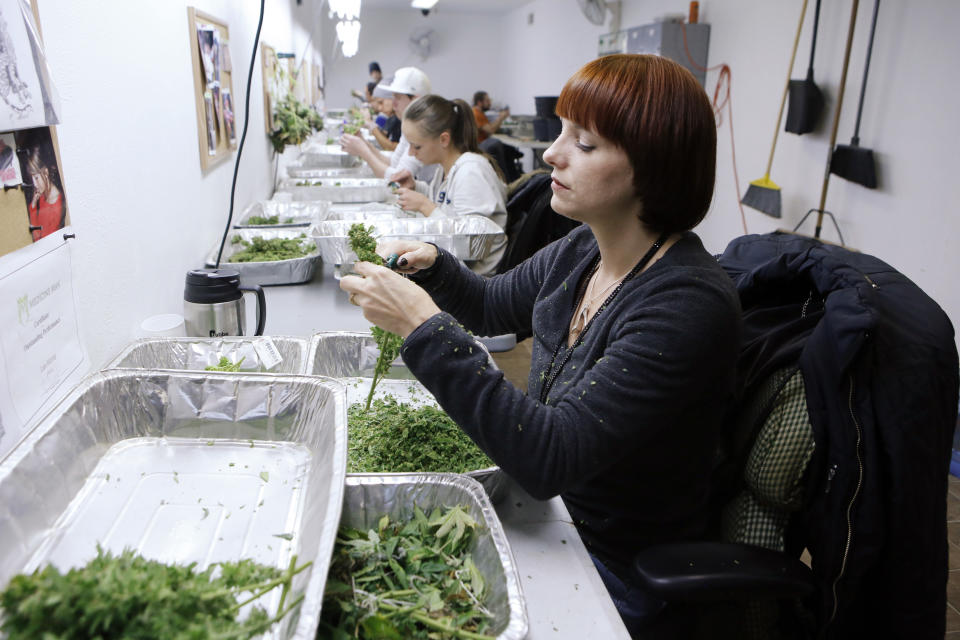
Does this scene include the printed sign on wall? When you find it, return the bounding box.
[0,230,87,460]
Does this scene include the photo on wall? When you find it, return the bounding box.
[222,88,236,146]
[196,25,216,85]
[0,2,45,130]
[15,127,67,242]
[0,133,22,186]
[212,29,221,84]
[203,90,217,155]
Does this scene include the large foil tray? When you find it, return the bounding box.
[340,474,528,639]
[0,370,348,640]
[105,336,310,374]
[309,215,506,268]
[285,164,374,180]
[234,201,331,229]
[206,228,321,286]
[295,144,360,168]
[277,177,390,204]
[324,202,410,222]
[308,331,508,503]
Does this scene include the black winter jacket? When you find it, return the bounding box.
[718,233,958,639]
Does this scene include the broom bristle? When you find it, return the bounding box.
[741,181,782,218]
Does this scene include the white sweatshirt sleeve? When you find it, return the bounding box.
[430,154,507,228]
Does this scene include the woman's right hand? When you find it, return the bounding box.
[377,240,438,274]
[339,133,369,158]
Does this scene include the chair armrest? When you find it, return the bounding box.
[633,542,815,603]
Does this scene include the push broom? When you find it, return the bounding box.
[831,0,880,188]
[741,0,809,218]
[794,0,860,240]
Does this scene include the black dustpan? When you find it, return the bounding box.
[785,0,824,134]
[831,0,880,188]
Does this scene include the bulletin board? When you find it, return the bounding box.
[0,0,70,259]
[187,7,237,172]
[261,42,278,135]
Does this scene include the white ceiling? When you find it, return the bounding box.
[357,0,534,13]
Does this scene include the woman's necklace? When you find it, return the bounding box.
[569,262,634,339]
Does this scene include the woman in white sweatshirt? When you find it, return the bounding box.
[391,94,507,275]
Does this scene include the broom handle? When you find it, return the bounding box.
[816,0,859,236]
[852,0,880,144]
[806,0,822,75]
[764,0,809,176]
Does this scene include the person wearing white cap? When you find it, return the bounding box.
[340,66,439,182]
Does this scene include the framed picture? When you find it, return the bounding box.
[187,7,237,171]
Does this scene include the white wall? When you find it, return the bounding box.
[320,7,505,107]
[33,0,321,367]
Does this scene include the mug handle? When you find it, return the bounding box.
[240,284,267,335]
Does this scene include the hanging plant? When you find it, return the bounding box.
[268,94,323,153]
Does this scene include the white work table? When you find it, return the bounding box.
[261,265,631,639]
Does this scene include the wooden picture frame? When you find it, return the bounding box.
[187,7,237,172]
[261,42,278,135]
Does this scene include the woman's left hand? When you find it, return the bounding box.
[395,187,433,215]
[339,262,440,338]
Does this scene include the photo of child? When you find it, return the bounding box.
[197,25,216,84]
[222,89,236,146]
[15,127,67,242]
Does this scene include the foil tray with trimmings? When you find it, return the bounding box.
[104,336,310,374]
[276,177,391,204]
[205,228,321,286]
[307,330,509,503]
[0,369,348,639]
[335,473,528,639]
[309,215,506,276]
[233,200,331,229]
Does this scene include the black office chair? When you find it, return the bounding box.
[632,232,958,639]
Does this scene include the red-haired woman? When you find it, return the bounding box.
[340,54,741,634]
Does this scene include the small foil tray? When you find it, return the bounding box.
[324,202,412,222]
[308,331,508,503]
[277,177,390,204]
[295,144,360,168]
[310,215,506,272]
[285,164,374,180]
[338,474,527,639]
[206,228,321,286]
[234,201,331,229]
[104,336,310,374]
[0,370,348,640]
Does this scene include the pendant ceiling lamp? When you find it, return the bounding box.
[329,0,361,20]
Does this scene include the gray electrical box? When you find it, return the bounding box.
[599,22,711,88]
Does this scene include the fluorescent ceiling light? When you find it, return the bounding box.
[411,0,439,9]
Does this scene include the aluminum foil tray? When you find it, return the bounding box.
[206,228,321,286]
[277,177,390,204]
[339,474,527,639]
[310,215,506,272]
[308,331,507,503]
[324,202,412,222]
[285,164,374,180]
[105,336,310,374]
[234,200,331,229]
[0,370,348,640]
[295,145,361,169]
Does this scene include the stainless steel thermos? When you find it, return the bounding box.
[183,269,266,337]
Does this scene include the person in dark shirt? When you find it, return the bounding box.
[340,54,741,635]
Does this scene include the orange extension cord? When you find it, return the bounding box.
[682,24,749,235]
